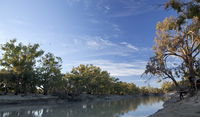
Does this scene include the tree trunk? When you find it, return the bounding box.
[188,59,196,90]
[15,81,20,95]
[43,90,47,95]
[22,82,27,94]
[171,77,181,90]
[4,86,8,95]
[43,87,48,95]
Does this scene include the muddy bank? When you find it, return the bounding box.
[149,91,200,117]
[0,94,136,106]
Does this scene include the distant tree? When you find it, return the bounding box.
[161,81,175,93]
[64,64,115,95]
[0,39,44,94]
[36,53,62,95]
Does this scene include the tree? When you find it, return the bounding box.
[64,64,117,95]
[165,0,200,27]
[0,69,14,95]
[0,39,44,94]
[36,53,62,95]
[143,0,200,93]
[153,16,200,89]
[143,16,200,91]
[143,55,181,90]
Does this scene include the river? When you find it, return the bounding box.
[0,96,165,117]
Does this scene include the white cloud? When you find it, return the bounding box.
[127,44,138,50]
[86,41,99,47]
[85,36,115,50]
[67,59,146,77]
[71,35,140,56]
[120,42,138,51]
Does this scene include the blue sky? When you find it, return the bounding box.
[0,0,175,87]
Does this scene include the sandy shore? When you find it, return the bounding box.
[149,91,200,117]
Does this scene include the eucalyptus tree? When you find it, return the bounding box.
[36,52,62,95]
[165,0,200,26]
[153,16,200,89]
[65,64,116,95]
[144,16,200,91]
[0,39,44,94]
[65,64,100,94]
[143,0,200,91]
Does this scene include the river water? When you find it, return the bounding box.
[0,96,164,117]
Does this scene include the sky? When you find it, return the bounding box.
[0,0,176,87]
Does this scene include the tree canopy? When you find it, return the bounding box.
[144,0,200,93]
[0,39,44,94]
[165,0,200,27]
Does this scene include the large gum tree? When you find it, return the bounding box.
[145,16,200,90]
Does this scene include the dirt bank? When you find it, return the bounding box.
[149,91,200,117]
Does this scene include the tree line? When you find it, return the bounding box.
[0,39,161,96]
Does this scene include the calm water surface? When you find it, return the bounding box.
[0,96,164,117]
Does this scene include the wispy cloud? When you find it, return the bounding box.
[97,0,161,17]
[64,0,159,17]
[66,59,146,77]
[75,35,140,57]
[69,35,115,48]
[120,42,138,51]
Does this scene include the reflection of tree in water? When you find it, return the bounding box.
[0,96,164,117]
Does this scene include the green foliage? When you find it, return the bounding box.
[145,14,200,91]
[161,81,175,93]
[144,0,200,93]
[140,86,163,95]
[113,81,140,95]
[161,80,190,93]
[0,39,44,94]
[36,52,63,95]
[64,64,141,95]
[165,0,200,27]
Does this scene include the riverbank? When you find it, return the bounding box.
[149,91,200,117]
[0,94,137,106]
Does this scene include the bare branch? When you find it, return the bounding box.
[192,43,200,53]
[193,51,200,58]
